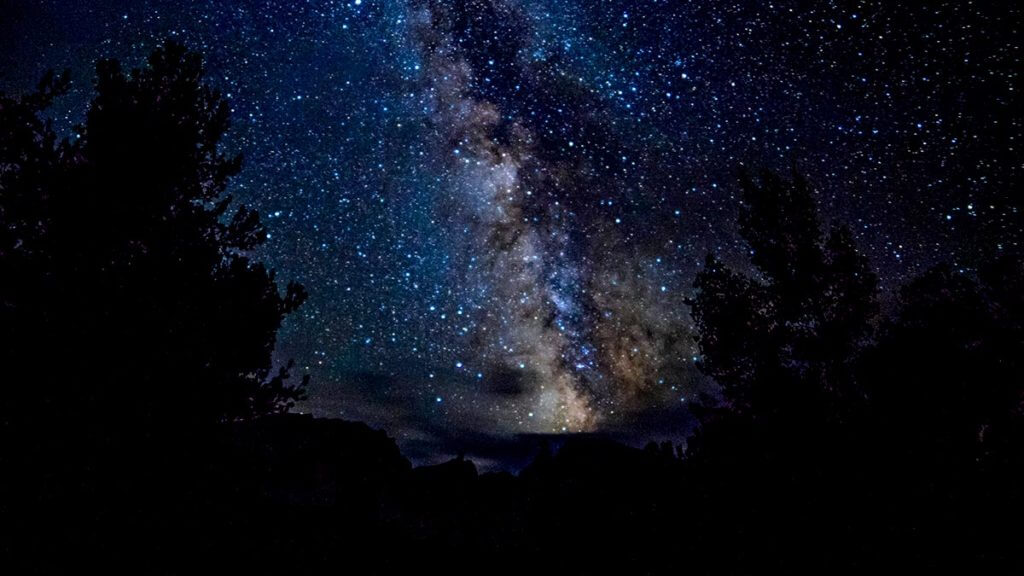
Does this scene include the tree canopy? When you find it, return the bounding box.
[690,168,878,422]
[1,43,306,445]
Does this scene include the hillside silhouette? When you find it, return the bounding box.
[2,43,1021,573]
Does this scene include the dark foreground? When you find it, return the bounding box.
[7,412,1020,574]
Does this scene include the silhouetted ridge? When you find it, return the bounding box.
[226,413,411,508]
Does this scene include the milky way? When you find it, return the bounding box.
[3,0,1019,467]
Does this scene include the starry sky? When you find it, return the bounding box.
[2,0,1020,468]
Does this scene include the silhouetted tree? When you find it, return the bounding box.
[685,167,1020,570]
[1,43,308,542]
[690,168,878,422]
[862,259,1023,470]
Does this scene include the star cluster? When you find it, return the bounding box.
[3,0,1019,466]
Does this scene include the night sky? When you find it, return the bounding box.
[3,0,1019,468]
